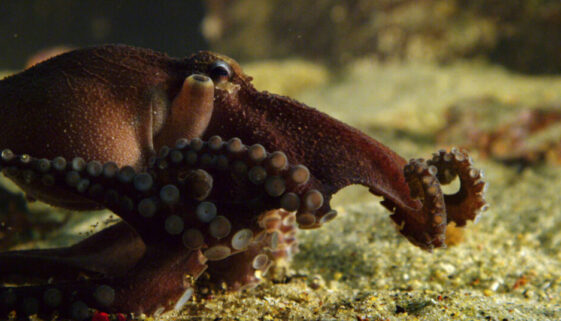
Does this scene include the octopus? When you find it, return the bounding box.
[0,45,486,320]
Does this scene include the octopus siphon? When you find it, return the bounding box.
[0,45,486,320]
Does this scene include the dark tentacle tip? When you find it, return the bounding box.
[393,148,487,250]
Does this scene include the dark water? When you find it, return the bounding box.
[0,1,206,69]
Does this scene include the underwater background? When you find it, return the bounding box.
[1,1,561,320]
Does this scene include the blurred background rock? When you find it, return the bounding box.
[204,0,561,74]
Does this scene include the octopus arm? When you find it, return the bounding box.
[0,222,144,284]
[1,246,207,319]
[0,138,327,319]
[381,149,487,249]
[208,90,487,249]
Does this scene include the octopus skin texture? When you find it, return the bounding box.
[0,45,487,320]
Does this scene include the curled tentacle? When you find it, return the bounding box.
[382,159,447,249]
[381,148,487,250]
[427,148,487,227]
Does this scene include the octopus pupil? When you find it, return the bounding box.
[209,60,232,82]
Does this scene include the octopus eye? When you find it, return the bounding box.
[209,60,232,82]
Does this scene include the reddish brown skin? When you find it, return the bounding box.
[0,45,485,320]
